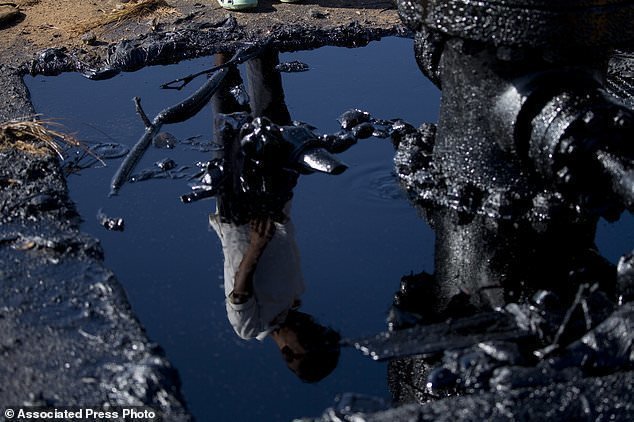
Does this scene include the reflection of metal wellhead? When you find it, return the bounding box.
[181,117,350,203]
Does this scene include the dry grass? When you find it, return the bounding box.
[0,117,87,159]
[73,0,175,34]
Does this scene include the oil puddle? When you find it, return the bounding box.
[25,34,634,420]
[26,37,440,421]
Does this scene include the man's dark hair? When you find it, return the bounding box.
[282,310,341,383]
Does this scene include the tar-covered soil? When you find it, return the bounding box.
[0,0,400,69]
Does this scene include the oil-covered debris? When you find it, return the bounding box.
[383,273,622,345]
[181,159,225,203]
[275,60,309,73]
[338,109,371,130]
[360,294,634,411]
[155,157,176,171]
[97,209,125,232]
[182,107,423,206]
[416,291,629,397]
[347,252,633,414]
[28,47,75,78]
[152,132,177,149]
[336,108,420,145]
[334,108,419,146]
[352,311,531,362]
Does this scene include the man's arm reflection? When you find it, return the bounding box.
[208,49,340,383]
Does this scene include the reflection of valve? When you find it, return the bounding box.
[181,114,350,204]
[240,117,348,175]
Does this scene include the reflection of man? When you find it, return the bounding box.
[209,49,340,382]
[210,209,303,340]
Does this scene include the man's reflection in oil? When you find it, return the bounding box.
[208,49,340,383]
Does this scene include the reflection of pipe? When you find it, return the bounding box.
[296,148,348,175]
[281,125,349,175]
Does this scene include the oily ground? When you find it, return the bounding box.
[0,0,401,68]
